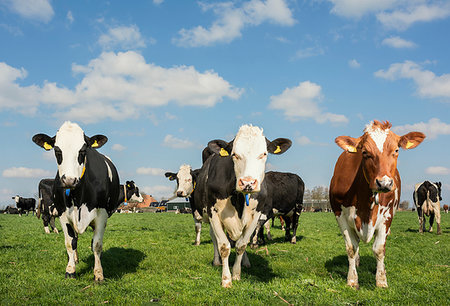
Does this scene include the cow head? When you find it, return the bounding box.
[32,121,108,189]
[126,181,144,202]
[12,195,19,204]
[335,120,425,193]
[208,124,291,194]
[165,164,196,197]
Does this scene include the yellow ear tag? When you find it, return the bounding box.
[43,142,53,151]
[192,181,196,191]
[91,140,99,148]
[80,166,86,178]
[347,146,357,153]
[274,145,281,154]
[219,148,229,157]
[406,141,414,149]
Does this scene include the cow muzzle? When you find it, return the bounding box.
[60,175,79,188]
[176,190,187,197]
[375,176,394,193]
[238,177,258,193]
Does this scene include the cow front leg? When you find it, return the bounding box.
[92,209,108,282]
[373,230,388,288]
[194,219,202,246]
[290,210,300,244]
[284,216,292,242]
[60,214,77,278]
[50,216,59,233]
[336,215,360,288]
[210,212,231,288]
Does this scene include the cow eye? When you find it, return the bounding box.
[258,152,268,159]
[362,150,372,159]
[54,147,62,164]
[78,148,86,164]
[231,153,240,160]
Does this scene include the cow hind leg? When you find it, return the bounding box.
[50,216,59,234]
[60,215,77,278]
[209,226,222,266]
[290,210,300,244]
[283,216,292,242]
[92,209,108,282]
[194,220,202,246]
[435,208,442,235]
[428,213,434,232]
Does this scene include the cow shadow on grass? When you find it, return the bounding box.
[78,247,145,280]
[325,255,377,288]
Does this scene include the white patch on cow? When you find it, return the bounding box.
[104,160,113,182]
[44,226,50,234]
[365,122,389,153]
[65,204,98,234]
[14,196,19,204]
[176,164,194,196]
[130,193,144,202]
[55,122,86,183]
[232,125,267,193]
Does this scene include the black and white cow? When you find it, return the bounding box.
[32,121,120,281]
[165,165,202,245]
[413,181,442,235]
[193,125,291,287]
[37,179,59,234]
[12,196,36,216]
[253,171,304,246]
[118,181,144,205]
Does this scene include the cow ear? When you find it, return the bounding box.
[208,139,232,157]
[32,134,55,151]
[85,135,108,149]
[267,138,292,155]
[399,132,425,150]
[165,172,177,181]
[335,136,360,153]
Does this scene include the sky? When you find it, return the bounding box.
[1,0,450,208]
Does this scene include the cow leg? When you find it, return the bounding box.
[290,210,300,244]
[50,216,59,234]
[194,219,202,246]
[209,226,222,266]
[264,220,272,241]
[210,211,232,288]
[373,230,388,288]
[60,214,77,278]
[284,216,292,242]
[92,209,108,282]
[43,217,51,234]
[336,214,360,288]
[435,206,442,235]
[417,207,424,233]
[280,216,285,231]
[429,213,434,232]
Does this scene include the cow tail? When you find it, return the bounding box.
[424,191,431,215]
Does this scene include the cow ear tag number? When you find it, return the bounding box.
[220,148,229,157]
[43,142,53,151]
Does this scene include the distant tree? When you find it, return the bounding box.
[399,200,409,210]
[310,186,329,201]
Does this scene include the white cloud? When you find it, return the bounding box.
[425,166,450,175]
[112,144,126,151]
[293,46,325,59]
[3,167,53,178]
[377,3,450,31]
[375,60,450,99]
[327,0,397,18]
[99,25,147,50]
[153,0,164,5]
[268,81,348,124]
[163,135,195,149]
[297,136,312,146]
[3,0,54,23]
[392,118,450,139]
[348,59,360,68]
[141,185,173,200]
[66,11,74,24]
[173,0,295,47]
[0,51,242,123]
[381,36,416,48]
[136,167,166,176]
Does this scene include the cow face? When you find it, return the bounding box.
[32,121,108,189]
[165,165,195,197]
[12,195,19,204]
[335,120,425,193]
[126,181,144,202]
[209,125,291,194]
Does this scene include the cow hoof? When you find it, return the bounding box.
[221,279,232,288]
[267,233,273,241]
[290,237,297,244]
[376,281,388,288]
[347,280,359,289]
[250,243,259,250]
[232,274,241,281]
[437,231,442,235]
[212,260,222,267]
[54,229,59,234]
[194,241,200,246]
[65,272,76,279]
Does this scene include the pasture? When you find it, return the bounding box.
[0,211,448,305]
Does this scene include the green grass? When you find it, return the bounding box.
[0,211,448,305]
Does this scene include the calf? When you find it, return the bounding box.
[253,171,304,246]
[118,181,144,205]
[413,181,442,234]
[330,120,425,288]
[33,121,120,281]
[37,179,59,234]
[165,165,202,245]
[194,124,291,287]
[12,196,36,216]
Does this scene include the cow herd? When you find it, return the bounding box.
[3,120,445,289]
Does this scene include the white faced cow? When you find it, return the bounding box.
[33,121,120,281]
[194,125,291,287]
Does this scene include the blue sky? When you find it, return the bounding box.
[1,0,450,208]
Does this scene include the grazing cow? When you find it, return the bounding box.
[3,206,19,214]
[118,181,144,205]
[253,171,304,246]
[329,120,425,288]
[12,196,36,216]
[194,125,291,287]
[165,165,202,245]
[444,204,449,214]
[37,179,59,234]
[413,181,442,234]
[32,121,120,281]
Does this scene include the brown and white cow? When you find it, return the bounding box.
[330,120,425,288]
[443,204,448,214]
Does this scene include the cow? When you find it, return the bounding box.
[3,206,19,214]
[444,204,449,214]
[12,196,36,216]
[413,181,442,234]
[193,124,291,287]
[32,121,120,281]
[118,181,144,205]
[165,165,203,245]
[37,179,59,234]
[252,171,304,246]
[329,120,425,288]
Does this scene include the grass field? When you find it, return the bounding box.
[0,211,448,305]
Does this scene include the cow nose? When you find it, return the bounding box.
[376,177,393,192]
[176,191,184,197]
[238,177,258,192]
[61,175,79,188]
